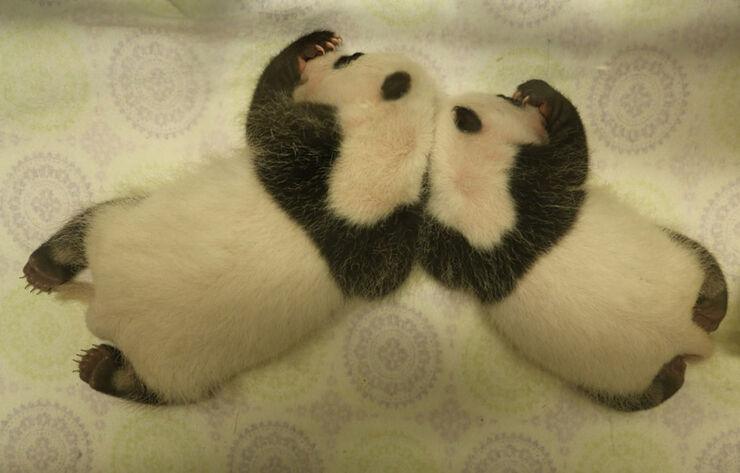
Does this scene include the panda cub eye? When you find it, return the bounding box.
[453,106,482,133]
[333,52,364,69]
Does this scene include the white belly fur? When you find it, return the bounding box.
[487,186,712,395]
[85,154,344,403]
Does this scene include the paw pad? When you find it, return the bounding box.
[74,344,123,395]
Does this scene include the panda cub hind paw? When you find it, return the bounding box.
[589,355,686,412]
[75,344,123,395]
[22,245,75,294]
[75,344,161,404]
[693,294,727,333]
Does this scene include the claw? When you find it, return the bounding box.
[315,44,325,55]
[325,41,335,51]
[331,36,342,45]
[522,96,530,105]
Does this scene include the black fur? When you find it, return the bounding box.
[23,197,141,292]
[453,106,482,133]
[419,80,588,303]
[664,229,728,332]
[333,52,364,69]
[247,32,424,298]
[381,71,411,101]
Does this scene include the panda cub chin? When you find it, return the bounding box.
[420,80,727,411]
[22,32,438,404]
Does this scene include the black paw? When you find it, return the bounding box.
[588,355,686,412]
[22,244,77,294]
[513,79,578,135]
[693,288,728,333]
[75,344,124,395]
[292,31,342,71]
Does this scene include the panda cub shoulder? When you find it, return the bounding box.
[420,80,727,411]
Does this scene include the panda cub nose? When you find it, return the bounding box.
[382,71,411,100]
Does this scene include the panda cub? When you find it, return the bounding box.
[22,31,438,404]
[420,80,727,411]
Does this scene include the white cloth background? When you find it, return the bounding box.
[0,0,738,471]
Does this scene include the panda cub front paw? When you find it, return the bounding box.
[295,31,342,72]
[513,79,578,136]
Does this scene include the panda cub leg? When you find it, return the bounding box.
[75,344,160,404]
[23,205,98,293]
[588,356,687,411]
[587,233,727,412]
[23,198,140,293]
[666,230,728,332]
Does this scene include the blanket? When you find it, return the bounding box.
[0,0,738,471]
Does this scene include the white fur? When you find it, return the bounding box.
[426,94,545,248]
[428,93,712,397]
[84,52,438,403]
[86,157,345,402]
[488,187,711,395]
[295,53,437,226]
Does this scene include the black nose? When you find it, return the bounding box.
[453,106,482,133]
[381,71,411,101]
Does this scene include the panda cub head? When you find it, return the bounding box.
[426,92,549,248]
[248,32,439,298]
[294,50,437,225]
[420,81,588,302]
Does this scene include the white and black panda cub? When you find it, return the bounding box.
[21,31,438,404]
[420,80,727,411]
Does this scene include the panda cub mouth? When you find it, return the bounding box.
[333,52,364,69]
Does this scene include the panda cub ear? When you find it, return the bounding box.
[453,106,482,133]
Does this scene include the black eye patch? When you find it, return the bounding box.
[453,106,482,133]
[381,71,411,101]
[333,52,364,69]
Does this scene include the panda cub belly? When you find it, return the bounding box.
[420,80,727,411]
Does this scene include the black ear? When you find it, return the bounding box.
[453,106,482,133]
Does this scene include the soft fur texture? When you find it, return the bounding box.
[419,80,727,411]
[24,32,438,404]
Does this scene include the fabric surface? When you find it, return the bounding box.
[0,0,738,471]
